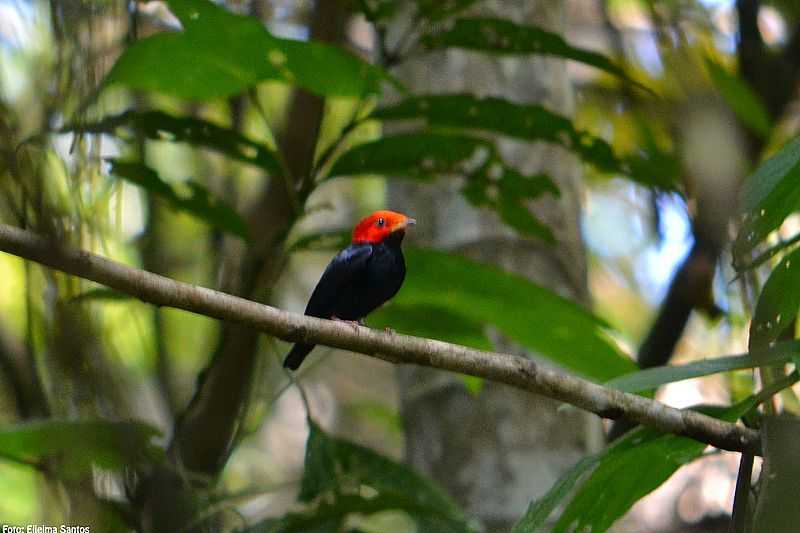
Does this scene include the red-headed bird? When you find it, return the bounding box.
[283,210,415,370]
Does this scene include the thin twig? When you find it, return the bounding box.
[311,99,369,184]
[750,370,800,412]
[247,87,297,212]
[730,452,754,533]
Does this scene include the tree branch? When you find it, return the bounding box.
[165,1,350,484]
[0,223,761,456]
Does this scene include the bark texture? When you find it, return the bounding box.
[389,2,599,530]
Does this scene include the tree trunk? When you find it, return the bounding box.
[390,2,599,530]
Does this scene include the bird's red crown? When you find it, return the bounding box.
[352,210,415,244]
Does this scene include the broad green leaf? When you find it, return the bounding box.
[373,94,620,171]
[369,303,494,353]
[385,248,634,381]
[329,132,488,179]
[613,112,682,190]
[511,456,601,533]
[102,0,387,100]
[328,132,558,241]
[109,160,249,240]
[606,341,800,393]
[299,419,475,532]
[70,110,283,177]
[415,0,481,22]
[734,232,800,273]
[623,145,682,190]
[300,419,459,510]
[181,181,249,237]
[706,58,772,138]
[482,166,561,241]
[550,402,752,533]
[239,494,467,533]
[369,303,491,394]
[370,94,675,189]
[423,18,640,85]
[741,137,800,213]
[554,432,703,532]
[734,136,800,258]
[0,420,161,479]
[238,511,338,533]
[495,192,554,241]
[749,247,800,352]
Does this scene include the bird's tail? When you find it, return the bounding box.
[283,343,315,370]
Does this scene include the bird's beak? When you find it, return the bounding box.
[391,217,416,232]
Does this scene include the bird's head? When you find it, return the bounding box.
[352,210,416,244]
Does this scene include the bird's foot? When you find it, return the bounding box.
[332,316,364,329]
[384,326,396,335]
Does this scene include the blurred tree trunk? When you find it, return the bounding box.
[389,2,599,531]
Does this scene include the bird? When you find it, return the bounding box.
[283,210,416,370]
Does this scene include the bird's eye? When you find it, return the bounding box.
[377,217,385,227]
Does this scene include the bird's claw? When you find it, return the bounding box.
[384,326,396,334]
[332,316,364,329]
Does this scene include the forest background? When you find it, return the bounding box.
[1,0,800,531]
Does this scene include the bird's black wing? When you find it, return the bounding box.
[283,244,372,370]
[304,243,373,319]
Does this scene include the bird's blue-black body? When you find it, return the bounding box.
[283,231,406,370]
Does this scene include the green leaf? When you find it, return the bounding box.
[623,145,682,190]
[415,0,481,22]
[554,432,702,532]
[181,181,250,237]
[329,132,487,179]
[0,420,162,479]
[368,303,493,352]
[299,419,475,532]
[69,110,283,177]
[240,493,467,533]
[511,456,601,533]
[300,419,459,510]
[741,137,800,214]
[495,192,554,241]
[102,0,388,100]
[375,248,635,381]
[369,303,491,394]
[373,94,619,170]
[749,247,800,352]
[238,510,339,533]
[370,94,675,189]
[706,58,772,138]
[550,402,752,533]
[108,160,249,240]
[734,136,800,258]
[734,232,800,273]
[606,341,800,393]
[423,18,642,86]
[328,132,558,241]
